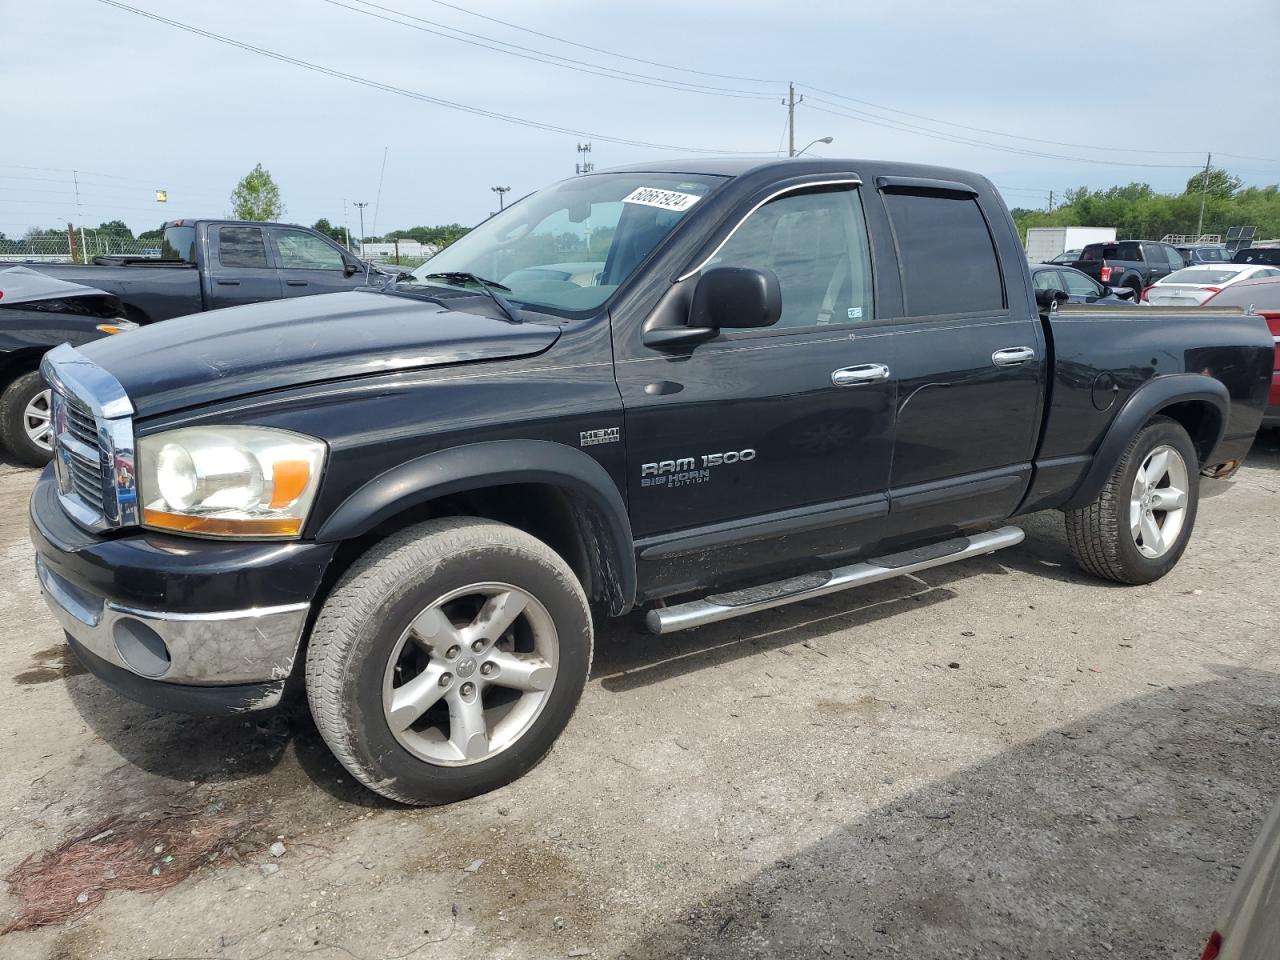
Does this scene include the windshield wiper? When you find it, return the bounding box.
[422,271,520,323]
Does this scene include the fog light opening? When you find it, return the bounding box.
[113,618,172,678]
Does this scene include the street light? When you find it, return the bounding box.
[795,136,834,157]
[491,185,511,211]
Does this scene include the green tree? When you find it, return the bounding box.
[312,218,347,244]
[1185,166,1243,200]
[137,225,165,242]
[94,219,134,240]
[230,163,284,221]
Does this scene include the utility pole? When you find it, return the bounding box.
[352,201,369,258]
[72,169,87,263]
[1048,190,1054,212]
[783,83,803,157]
[1195,152,1212,239]
[491,185,511,211]
[575,142,593,175]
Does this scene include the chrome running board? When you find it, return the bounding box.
[645,525,1025,634]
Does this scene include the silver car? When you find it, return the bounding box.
[1201,795,1280,958]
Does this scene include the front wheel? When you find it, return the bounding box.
[1063,416,1199,584]
[305,518,593,805]
[0,371,54,466]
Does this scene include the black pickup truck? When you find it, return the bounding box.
[30,159,1273,806]
[1070,239,1187,301]
[25,219,376,324]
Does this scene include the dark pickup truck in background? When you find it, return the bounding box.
[22,219,378,324]
[30,158,1273,807]
[1071,239,1187,301]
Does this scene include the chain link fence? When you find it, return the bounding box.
[0,232,164,264]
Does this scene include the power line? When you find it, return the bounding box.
[392,0,785,85]
[321,0,777,101]
[92,0,769,156]
[803,100,1202,169]
[803,85,1211,158]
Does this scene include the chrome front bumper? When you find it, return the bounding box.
[37,555,309,703]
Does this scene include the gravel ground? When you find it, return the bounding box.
[0,432,1277,960]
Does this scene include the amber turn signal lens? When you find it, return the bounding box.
[143,509,302,538]
[96,323,130,335]
[269,459,312,509]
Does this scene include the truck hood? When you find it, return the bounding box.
[77,290,561,418]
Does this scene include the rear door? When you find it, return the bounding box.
[876,179,1045,535]
[205,225,283,308]
[268,227,363,297]
[1142,242,1176,282]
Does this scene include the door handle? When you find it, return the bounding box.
[831,363,890,387]
[286,280,308,286]
[991,346,1037,367]
[215,279,240,286]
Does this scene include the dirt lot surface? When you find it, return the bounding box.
[1,434,1277,960]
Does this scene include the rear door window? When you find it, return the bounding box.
[217,226,270,268]
[883,191,1004,317]
[1033,270,1064,292]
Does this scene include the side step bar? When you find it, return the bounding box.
[645,525,1025,635]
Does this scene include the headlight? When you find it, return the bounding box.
[138,426,326,539]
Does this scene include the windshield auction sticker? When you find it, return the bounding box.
[622,187,702,212]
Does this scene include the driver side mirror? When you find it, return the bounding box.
[1034,287,1068,314]
[643,266,782,349]
[344,260,361,277]
[691,266,782,329]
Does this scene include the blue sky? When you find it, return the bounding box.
[4,0,1279,238]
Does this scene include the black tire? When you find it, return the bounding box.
[1063,416,1199,585]
[305,518,592,806]
[0,370,54,467]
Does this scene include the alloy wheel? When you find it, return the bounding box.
[381,582,559,766]
[1129,444,1189,559]
[24,389,53,452]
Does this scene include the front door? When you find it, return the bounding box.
[875,183,1045,534]
[615,181,897,598]
[268,226,361,297]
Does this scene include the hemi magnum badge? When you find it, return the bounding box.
[580,427,620,447]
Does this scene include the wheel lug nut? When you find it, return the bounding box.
[446,645,460,659]
[439,672,452,687]
[461,682,475,697]
[480,662,495,676]
[471,639,485,653]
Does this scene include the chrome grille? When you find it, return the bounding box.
[41,345,138,532]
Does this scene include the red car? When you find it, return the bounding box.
[1204,278,1280,427]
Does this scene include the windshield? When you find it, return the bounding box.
[1164,267,1243,285]
[407,172,724,315]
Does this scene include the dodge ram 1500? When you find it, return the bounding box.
[30,158,1273,805]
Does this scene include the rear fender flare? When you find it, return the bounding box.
[313,440,636,614]
[1063,373,1228,509]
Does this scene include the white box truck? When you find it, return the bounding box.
[1025,226,1117,263]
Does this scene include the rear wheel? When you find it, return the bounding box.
[0,371,54,466]
[305,518,592,805]
[1063,416,1199,584]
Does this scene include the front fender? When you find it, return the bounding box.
[1062,373,1228,509]
[313,439,636,614]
